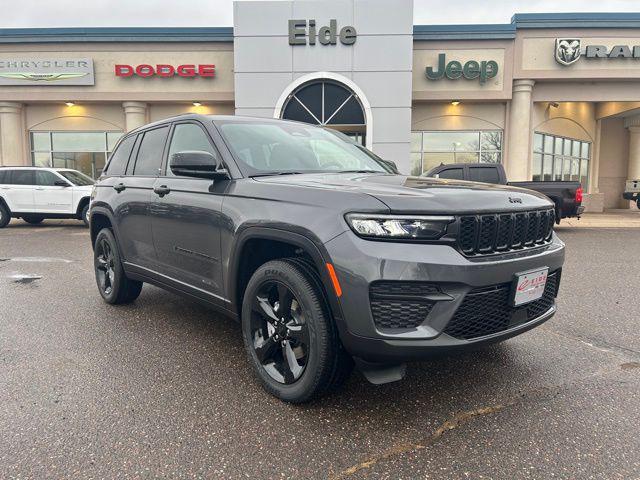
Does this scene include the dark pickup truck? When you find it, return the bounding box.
[424,163,584,223]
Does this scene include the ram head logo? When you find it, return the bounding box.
[555,38,581,66]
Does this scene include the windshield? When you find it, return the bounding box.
[58,170,95,186]
[216,120,392,176]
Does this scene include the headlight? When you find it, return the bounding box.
[345,213,454,240]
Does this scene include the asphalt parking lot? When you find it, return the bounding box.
[1,219,639,479]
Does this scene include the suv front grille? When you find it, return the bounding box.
[457,208,554,256]
[369,281,439,330]
[443,271,559,340]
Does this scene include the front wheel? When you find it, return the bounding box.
[81,204,90,227]
[0,204,10,228]
[636,198,640,210]
[94,228,142,304]
[241,259,352,403]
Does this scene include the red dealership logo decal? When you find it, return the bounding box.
[115,64,215,78]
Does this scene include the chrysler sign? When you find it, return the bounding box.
[555,38,640,66]
[0,58,94,85]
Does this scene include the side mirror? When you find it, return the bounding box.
[54,180,70,187]
[170,151,229,179]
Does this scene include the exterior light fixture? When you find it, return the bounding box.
[192,101,202,107]
[451,100,460,106]
[549,102,559,108]
[65,102,75,107]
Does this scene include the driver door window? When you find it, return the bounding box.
[33,170,73,213]
[166,123,219,176]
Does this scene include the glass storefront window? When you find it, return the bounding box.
[533,132,591,189]
[410,130,503,176]
[30,131,122,178]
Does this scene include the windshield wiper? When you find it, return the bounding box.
[333,170,382,174]
[249,171,306,178]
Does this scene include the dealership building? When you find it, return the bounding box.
[1,2,640,211]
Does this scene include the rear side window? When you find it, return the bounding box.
[105,135,136,176]
[0,170,8,184]
[438,168,464,180]
[469,167,500,184]
[10,170,35,185]
[133,127,169,176]
[36,171,64,186]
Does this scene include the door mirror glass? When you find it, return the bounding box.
[169,150,228,179]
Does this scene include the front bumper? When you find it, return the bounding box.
[324,231,565,362]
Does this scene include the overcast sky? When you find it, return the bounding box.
[0,0,638,28]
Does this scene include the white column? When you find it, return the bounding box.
[624,116,640,182]
[0,102,25,166]
[122,102,148,132]
[506,80,535,181]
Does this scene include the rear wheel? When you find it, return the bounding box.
[0,204,9,228]
[636,198,640,210]
[241,259,352,403]
[22,215,44,225]
[94,228,142,304]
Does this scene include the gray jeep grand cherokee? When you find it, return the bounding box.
[90,115,565,403]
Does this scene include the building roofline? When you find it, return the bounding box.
[0,13,639,44]
[413,24,516,41]
[511,12,640,29]
[0,27,234,43]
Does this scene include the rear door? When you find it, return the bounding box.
[114,126,169,269]
[33,170,74,213]
[1,169,36,212]
[150,121,227,297]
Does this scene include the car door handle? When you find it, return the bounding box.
[153,185,171,197]
[113,183,126,193]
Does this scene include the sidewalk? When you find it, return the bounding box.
[556,209,640,228]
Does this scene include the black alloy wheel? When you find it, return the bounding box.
[93,228,142,304]
[249,281,310,384]
[95,236,116,297]
[241,259,353,403]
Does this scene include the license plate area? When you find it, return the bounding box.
[511,268,548,306]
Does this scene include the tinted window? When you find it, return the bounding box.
[133,127,169,176]
[470,167,500,184]
[438,168,464,180]
[36,170,63,186]
[105,135,136,176]
[167,123,218,176]
[0,170,8,184]
[58,170,94,186]
[10,170,35,185]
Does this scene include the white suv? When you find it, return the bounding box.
[0,167,94,228]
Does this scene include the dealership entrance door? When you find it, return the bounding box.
[280,80,366,145]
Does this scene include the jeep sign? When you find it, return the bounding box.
[425,53,498,84]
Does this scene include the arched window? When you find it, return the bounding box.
[280,80,366,145]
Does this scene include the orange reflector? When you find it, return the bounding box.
[326,263,342,297]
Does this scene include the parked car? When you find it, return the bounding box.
[423,163,584,223]
[90,115,565,403]
[0,166,94,228]
[623,180,640,209]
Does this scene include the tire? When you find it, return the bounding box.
[241,258,353,403]
[93,228,142,304]
[0,204,9,228]
[81,203,90,227]
[22,215,44,225]
[636,198,640,210]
